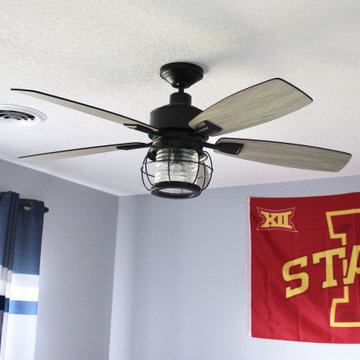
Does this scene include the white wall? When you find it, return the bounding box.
[111,175,360,360]
[0,159,118,360]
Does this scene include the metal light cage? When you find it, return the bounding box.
[141,147,213,199]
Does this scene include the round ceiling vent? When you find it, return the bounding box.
[0,105,46,127]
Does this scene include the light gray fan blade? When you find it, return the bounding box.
[11,89,159,135]
[19,142,151,161]
[214,138,351,172]
[189,78,312,136]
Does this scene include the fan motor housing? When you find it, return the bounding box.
[150,90,202,130]
[150,103,202,130]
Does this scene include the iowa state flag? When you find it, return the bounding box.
[249,193,360,343]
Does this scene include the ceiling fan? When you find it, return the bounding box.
[12,62,351,199]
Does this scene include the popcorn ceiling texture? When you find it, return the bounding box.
[0,0,359,196]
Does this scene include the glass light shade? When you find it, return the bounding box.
[154,148,200,197]
[154,148,199,184]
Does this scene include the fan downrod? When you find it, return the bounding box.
[160,62,204,89]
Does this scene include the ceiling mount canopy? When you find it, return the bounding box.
[11,62,351,199]
[160,62,204,89]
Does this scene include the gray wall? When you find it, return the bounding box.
[0,160,118,360]
[3,157,360,359]
[111,175,360,360]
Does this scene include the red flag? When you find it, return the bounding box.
[249,193,360,343]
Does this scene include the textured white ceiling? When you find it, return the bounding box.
[0,0,359,196]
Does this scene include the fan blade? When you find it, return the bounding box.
[214,138,351,172]
[11,89,159,135]
[189,78,312,136]
[19,142,151,161]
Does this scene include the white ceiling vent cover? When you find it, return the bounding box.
[0,105,46,127]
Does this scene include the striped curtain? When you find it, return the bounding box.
[0,191,45,360]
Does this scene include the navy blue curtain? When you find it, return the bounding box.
[0,191,45,360]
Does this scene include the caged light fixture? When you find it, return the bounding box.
[141,147,213,198]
